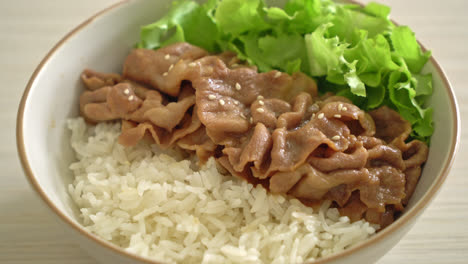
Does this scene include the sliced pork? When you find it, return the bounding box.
[78,42,429,227]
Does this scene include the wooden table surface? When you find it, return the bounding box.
[1,0,467,263]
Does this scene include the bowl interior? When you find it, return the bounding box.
[406,62,457,210]
[18,0,458,261]
[21,0,169,222]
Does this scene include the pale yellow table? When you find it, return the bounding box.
[1,0,467,263]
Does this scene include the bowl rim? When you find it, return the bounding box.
[16,0,460,263]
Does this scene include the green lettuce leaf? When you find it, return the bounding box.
[305,24,366,96]
[137,1,197,49]
[366,85,386,109]
[215,0,270,35]
[414,73,433,97]
[137,0,434,142]
[363,2,391,18]
[283,0,333,34]
[343,59,366,97]
[344,31,399,87]
[391,26,431,73]
[414,108,434,138]
[305,23,347,77]
[258,33,309,73]
[329,4,393,45]
[238,34,273,72]
[265,7,295,21]
[137,0,219,52]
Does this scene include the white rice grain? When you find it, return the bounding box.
[67,118,377,264]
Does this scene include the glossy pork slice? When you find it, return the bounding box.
[79,82,142,122]
[79,77,206,160]
[81,69,122,91]
[123,43,208,96]
[369,106,429,205]
[118,108,202,149]
[192,55,317,145]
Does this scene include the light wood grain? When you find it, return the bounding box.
[1,0,467,263]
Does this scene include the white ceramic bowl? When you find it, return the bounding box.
[17,0,459,263]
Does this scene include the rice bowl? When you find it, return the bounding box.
[16,0,459,264]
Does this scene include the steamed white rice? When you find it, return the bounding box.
[67,117,377,264]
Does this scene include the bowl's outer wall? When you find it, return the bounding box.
[17,0,459,263]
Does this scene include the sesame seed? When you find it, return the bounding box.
[308,103,320,112]
[332,135,340,141]
[232,63,239,67]
[168,64,174,71]
[123,89,130,95]
[257,95,264,100]
[312,113,316,118]
[342,106,348,111]
[240,113,247,119]
[208,95,216,100]
[256,108,265,113]
[250,117,253,123]
[334,114,342,118]
[258,100,265,106]
[163,72,168,76]
[318,113,325,119]
[274,72,281,78]
[188,62,196,67]
[338,103,343,111]
[235,83,241,91]
[164,54,170,60]
[128,95,134,101]
[219,99,225,106]
[234,101,239,105]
